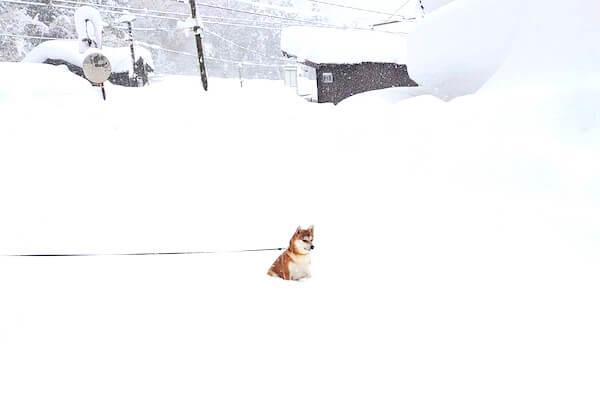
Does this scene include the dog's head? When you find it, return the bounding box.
[290,225,314,255]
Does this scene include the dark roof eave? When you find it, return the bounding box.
[281,50,319,68]
[282,49,405,68]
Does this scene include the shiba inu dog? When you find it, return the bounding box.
[268,225,314,280]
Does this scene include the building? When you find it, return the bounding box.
[281,27,417,104]
[23,39,154,87]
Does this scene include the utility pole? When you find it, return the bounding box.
[126,22,138,86]
[418,0,426,16]
[118,13,138,86]
[188,0,208,90]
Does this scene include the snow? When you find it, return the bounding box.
[407,0,600,100]
[74,5,105,51]
[0,62,94,101]
[421,0,456,13]
[281,26,408,64]
[23,39,154,74]
[337,85,431,107]
[407,0,523,99]
[1,1,600,398]
[482,0,600,93]
[117,12,136,24]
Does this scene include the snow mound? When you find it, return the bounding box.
[281,26,408,64]
[482,0,600,93]
[408,0,600,100]
[337,86,432,108]
[0,62,95,101]
[23,39,154,74]
[407,0,522,99]
[1,68,599,400]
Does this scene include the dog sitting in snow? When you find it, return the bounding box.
[268,225,314,280]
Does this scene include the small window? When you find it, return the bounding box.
[322,72,333,83]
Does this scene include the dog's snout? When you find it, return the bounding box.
[310,244,315,250]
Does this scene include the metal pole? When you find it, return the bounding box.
[238,63,243,88]
[125,21,138,86]
[188,0,208,91]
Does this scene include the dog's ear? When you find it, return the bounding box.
[308,225,314,235]
[295,225,302,234]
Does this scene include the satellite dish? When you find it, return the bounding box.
[82,52,111,84]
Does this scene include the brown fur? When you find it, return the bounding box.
[267,225,314,280]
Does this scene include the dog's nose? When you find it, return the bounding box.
[310,245,315,250]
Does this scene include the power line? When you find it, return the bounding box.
[192,1,341,27]
[0,31,282,68]
[226,0,317,18]
[0,0,182,21]
[50,0,189,17]
[0,0,354,29]
[0,32,73,40]
[184,14,287,26]
[12,0,296,25]
[0,0,293,29]
[0,0,90,14]
[136,40,282,68]
[208,55,281,68]
[1,0,406,33]
[133,20,283,31]
[203,27,285,61]
[304,0,398,16]
[378,0,414,24]
[199,20,284,30]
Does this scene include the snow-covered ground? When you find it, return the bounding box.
[1,62,598,400]
[1,1,600,396]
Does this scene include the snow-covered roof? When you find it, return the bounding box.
[22,39,154,73]
[281,26,408,65]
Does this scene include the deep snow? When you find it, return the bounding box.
[281,26,408,64]
[408,0,600,100]
[1,60,598,400]
[1,1,600,397]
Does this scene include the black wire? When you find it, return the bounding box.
[305,0,398,16]
[4,248,285,257]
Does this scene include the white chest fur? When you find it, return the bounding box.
[289,255,311,280]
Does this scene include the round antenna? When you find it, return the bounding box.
[82,52,111,84]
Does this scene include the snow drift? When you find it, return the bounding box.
[1,1,600,400]
[482,0,600,92]
[407,0,600,99]
[0,62,95,101]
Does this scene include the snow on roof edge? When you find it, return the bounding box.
[281,26,408,65]
[22,39,154,73]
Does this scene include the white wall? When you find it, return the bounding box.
[296,63,317,101]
